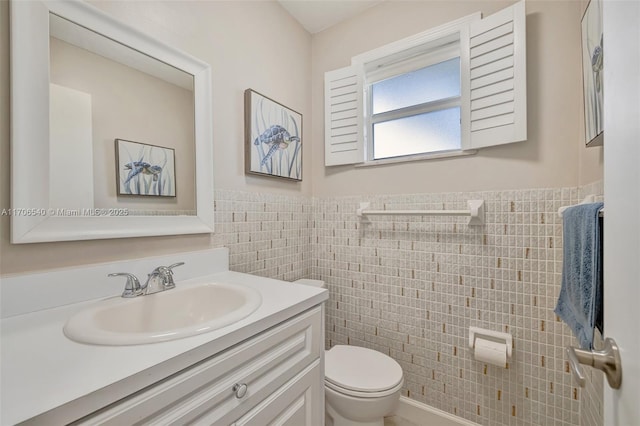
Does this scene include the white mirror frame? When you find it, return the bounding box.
[10,0,214,243]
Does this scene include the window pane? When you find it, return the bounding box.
[373,107,461,159]
[372,57,460,114]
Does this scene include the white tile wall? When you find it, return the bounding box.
[213,189,313,281]
[312,188,591,426]
[213,185,604,426]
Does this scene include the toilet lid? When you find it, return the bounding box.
[325,345,403,393]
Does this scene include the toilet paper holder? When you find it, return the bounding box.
[469,327,513,358]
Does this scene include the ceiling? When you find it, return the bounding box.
[277,0,384,34]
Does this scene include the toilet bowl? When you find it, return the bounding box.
[294,280,404,426]
[324,345,403,426]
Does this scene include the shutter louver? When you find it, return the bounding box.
[324,65,364,166]
[462,1,527,149]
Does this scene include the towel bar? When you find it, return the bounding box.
[567,337,622,389]
[357,200,485,225]
[558,195,604,218]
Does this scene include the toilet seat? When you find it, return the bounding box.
[325,345,404,398]
[325,376,404,398]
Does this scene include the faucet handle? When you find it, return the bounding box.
[164,262,185,289]
[150,262,185,274]
[167,262,185,271]
[150,262,184,290]
[108,272,143,298]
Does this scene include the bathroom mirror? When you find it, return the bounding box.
[10,0,214,243]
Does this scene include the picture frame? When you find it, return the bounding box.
[115,138,177,197]
[581,0,604,146]
[245,89,302,181]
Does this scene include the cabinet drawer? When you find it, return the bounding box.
[76,306,322,425]
[233,360,322,426]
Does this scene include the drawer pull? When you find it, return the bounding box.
[233,383,248,399]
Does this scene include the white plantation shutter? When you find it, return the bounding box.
[462,1,527,149]
[324,65,364,166]
[323,2,527,166]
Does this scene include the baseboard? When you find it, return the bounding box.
[393,396,480,426]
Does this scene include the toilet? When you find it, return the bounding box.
[295,279,404,426]
[324,345,404,426]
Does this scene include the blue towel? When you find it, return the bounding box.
[554,202,604,350]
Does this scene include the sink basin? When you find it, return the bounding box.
[64,283,262,345]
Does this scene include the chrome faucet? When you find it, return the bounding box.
[108,262,184,297]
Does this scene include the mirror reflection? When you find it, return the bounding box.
[48,13,196,216]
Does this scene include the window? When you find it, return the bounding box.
[324,1,527,167]
[368,54,462,160]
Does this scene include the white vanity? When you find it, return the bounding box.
[0,248,327,425]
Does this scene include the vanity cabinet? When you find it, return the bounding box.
[72,307,323,425]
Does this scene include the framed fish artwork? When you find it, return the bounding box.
[581,0,604,146]
[115,139,176,197]
[245,89,302,181]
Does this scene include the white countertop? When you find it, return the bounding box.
[0,270,327,425]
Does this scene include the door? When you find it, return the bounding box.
[602,0,640,424]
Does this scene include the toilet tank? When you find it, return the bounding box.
[294,279,326,289]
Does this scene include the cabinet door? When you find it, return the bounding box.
[233,361,322,426]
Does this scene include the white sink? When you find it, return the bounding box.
[63,283,262,345]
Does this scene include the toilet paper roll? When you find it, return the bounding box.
[474,338,507,367]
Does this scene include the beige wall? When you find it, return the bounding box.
[50,37,196,212]
[0,0,311,275]
[87,0,312,194]
[311,0,594,196]
[0,0,604,275]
